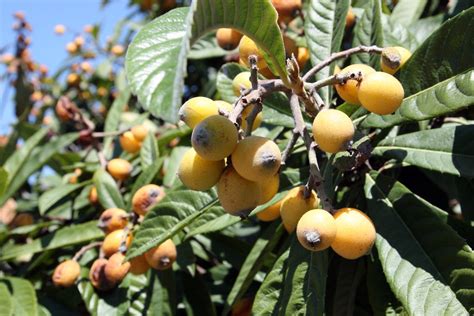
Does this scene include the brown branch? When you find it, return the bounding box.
[287,55,319,116]
[72,241,103,261]
[281,129,300,165]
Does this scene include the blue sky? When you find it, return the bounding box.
[0,0,134,133]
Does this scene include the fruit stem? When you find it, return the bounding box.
[281,129,300,165]
[286,55,319,116]
[72,241,103,261]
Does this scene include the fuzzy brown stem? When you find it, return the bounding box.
[72,241,103,261]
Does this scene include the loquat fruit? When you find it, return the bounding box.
[232,71,252,97]
[66,42,78,54]
[380,46,412,75]
[98,208,128,234]
[296,209,337,251]
[215,100,233,116]
[131,184,166,216]
[256,199,282,222]
[52,259,81,287]
[111,44,125,56]
[178,148,225,191]
[89,186,98,204]
[312,109,354,153]
[129,253,151,275]
[102,229,132,258]
[239,36,267,69]
[345,7,356,29]
[216,28,243,51]
[145,239,177,270]
[178,97,219,129]
[358,72,404,115]
[66,73,81,87]
[104,252,131,283]
[335,64,375,105]
[271,0,302,24]
[107,158,132,181]
[241,104,263,132]
[280,186,319,233]
[119,131,142,154]
[131,125,148,142]
[331,208,376,259]
[54,24,66,35]
[257,173,280,205]
[297,47,310,69]
[89,258,114,290]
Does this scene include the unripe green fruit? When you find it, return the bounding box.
[178,148,225,191]
[380,46,411,75]
[52,259,81,287]
[296,209,337,251]
[280,186,319,232]
[178,97,219,128]
[335,64,376,105]
[358,72,404,115]
[217,167,260,217]
[231,136,281,182]
[312,109,354,153]
[232,72,252,96]
[191,115,238,161]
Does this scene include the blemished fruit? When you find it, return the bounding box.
[257,199,282,222]
[296,209,337,251]
[257,173,279,205]
[232,71,252,96]
[98,208,128,234]
[216,28,243,50]
[132,184,166,216]
[119,131,141,153]
[240,104,263,132]
[358,72,405,115]
[280,186,319,232]
[102,229,132,258]
[129,254,151,275]
[107,158,132,181]
[380,46,412,75]
[178,97,219,129]
[131,125,148,142]
[89,258,114,290]
[10,213,33,228]
[271,0,302,24]
[239,36,267,69]
[335,64,376,105]
[312,109,354,153]
[145,239,177,270]
[331,208,376,259]
[191,115,238,161]
[52,259,81,287]
[217,167,261,217]
[178,148,225,191]
[231,136,281,182]
[104,252,131,283]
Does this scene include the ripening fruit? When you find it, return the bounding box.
[132,184,166,216]
[104,252,131,283]
[54,24,66,35]
[312,109,354,153]
[280,186,319,233]
[52,259,81,287]
[89,186,98,204]
[296,209,337,251]
[74,36,85,47]
[241,104,263,132]
[178,148,225,191]
[380,46,412,75]
[102,229,132,257]
[129,254,151,275]
[111,44,125,56]
[257,199,282,222]
[239,36,267,69]
[257,173,279,205]
[271,0,302,24]
[215,100,233,115]
[178,97,219,129]
[216,28,243,51]
[145,239,177,270]
[335,64,375,105]
[66,73,81,87]
[217,167,261,217]
[231,136,281,182]
[98,208,128,234]
[89,258,114,290]
[345,7,356,29]
[191,115,238,161]
[66,42,78,54]
[358,72,404,115]
[232,72,252,96]
[120,131,141,153]
[107,158,132,181]
[331,208,376,259]
[131,125,148,142]
[297,47,310,69]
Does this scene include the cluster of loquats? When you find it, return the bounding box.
[52,183,175,290]
[119,125,149,154]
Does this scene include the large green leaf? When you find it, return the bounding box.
[103,89,130,158]
[399,7,474,96]
[351,0,384,67]
[188,32,232,60]
[361,70,474,128]
[366,172,474,312]
[364,173,468,315]
[145,270,176,316]
[372,125,474,178]
[0,167,7,197]
[140,132,159,169]
[0,282,13,316]
[38,181,91,215]
[390,0,427,26]
[163,146,189,188]
[0,277,38,316]
[93,169,125,209]
[381,14,419,52]
[126,1,286,122]
[0,221,103,260]
[305,0,350,104]
[182,272,216,316]
[126,190,217,260]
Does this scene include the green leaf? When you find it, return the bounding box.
[126,190,217,260]
[390,0,428,26]
[146,270,176,316]
[127,274,148,316]
[381,14,419,52]
[0,277,38,316]
[0,167,7,197]
[361,70,474,129]
[182,273,216,316]
[163,146,189,188]
[140,132,159,169]
[103,89,130,158]
[224,222,285,314]
[188,32,232,60]
[185,213,239,239]
[372,125,474,178]
[0,221,103,260]
[410,14,444,44]
[364,173,468,315]
[366,172,474,313]
[330,259,366,316]
[399,7,474,96]
[351,0,384,67]
[126,1,286,122]
[38,181,91,215]
[305,0,350,104]
[93,169,125,209]
[0,282,13,316]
